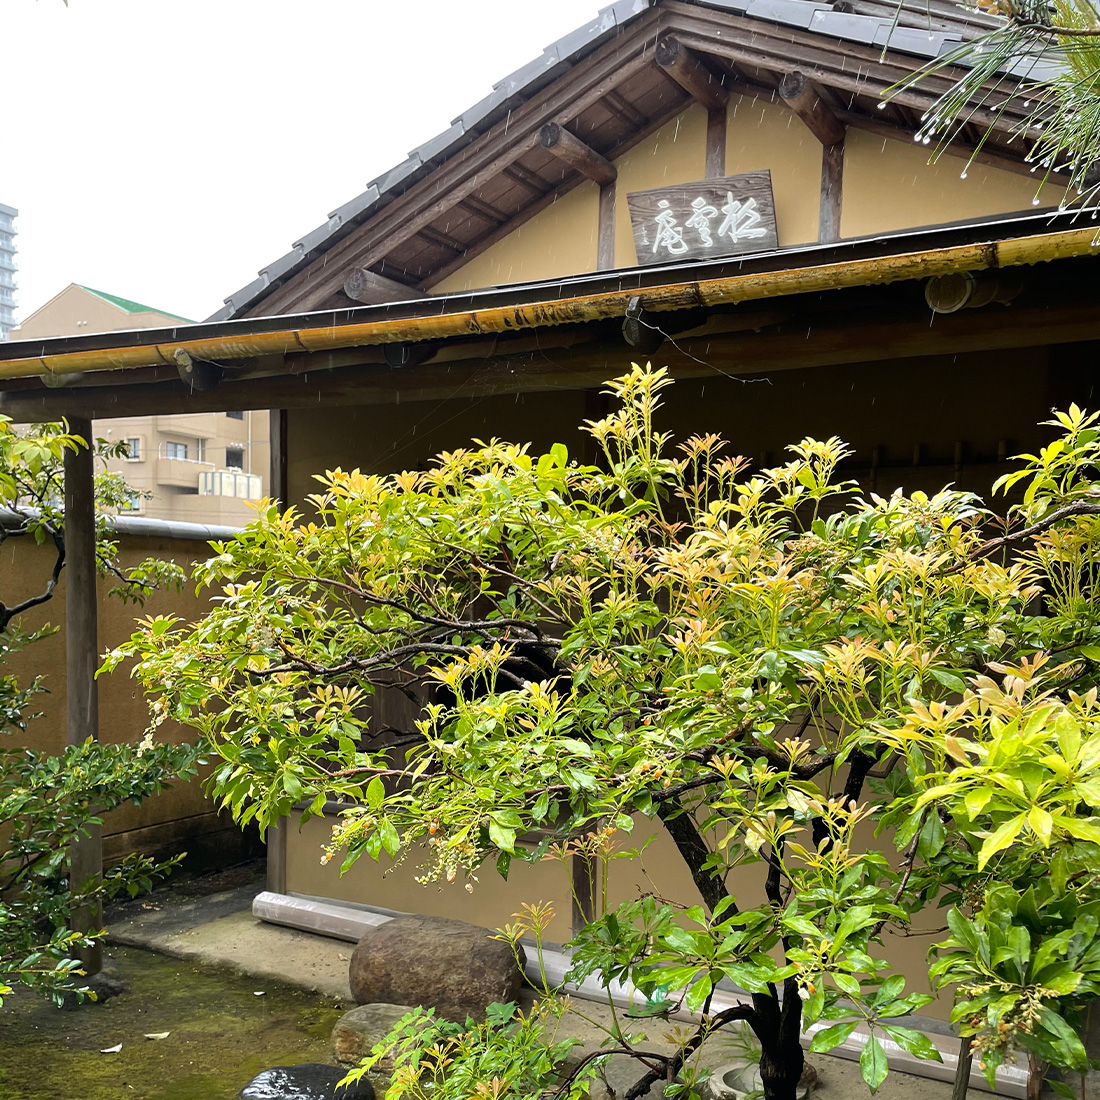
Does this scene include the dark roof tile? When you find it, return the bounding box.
[328,185,381,224]
[746,0,831,30]
[808,9,881,43]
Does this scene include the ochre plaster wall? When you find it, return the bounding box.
[430,181,601,294]
[841,127,1059,238]
[613,104,709,266]
[288,813,576,945]
[2,533,250,866]
[725,94,822,248]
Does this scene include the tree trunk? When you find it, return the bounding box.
[758,1036,805,1100]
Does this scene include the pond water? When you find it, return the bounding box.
[0,946,346,1100]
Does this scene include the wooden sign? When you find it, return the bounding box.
[626,170,778,265]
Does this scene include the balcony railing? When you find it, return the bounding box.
[199,469,262,500]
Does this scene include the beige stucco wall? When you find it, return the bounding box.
[12,284,189,340]
[725,94,823,248]
[2,531,251,866]
[430,181,601,294]
[840,127,1058,237]
[612,104,709,266]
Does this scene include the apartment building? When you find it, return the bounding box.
[0,204,17,341]
[12,284,268,525]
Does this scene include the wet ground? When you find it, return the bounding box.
[0,945,346,1100]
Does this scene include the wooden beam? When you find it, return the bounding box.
[539,123,617,186]
[779,70,845,147]
[64,417,102,978]
[344,267,427,305]
[820,140,844,243]
[655,36,728,113]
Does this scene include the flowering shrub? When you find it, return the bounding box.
[116,369,1100,1098]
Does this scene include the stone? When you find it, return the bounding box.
[332,1003,416,1068]
[239,1063,376,1100]
[349,915,526,1023]
[62,967,126,1011]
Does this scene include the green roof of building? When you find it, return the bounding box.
[77,285,194,323]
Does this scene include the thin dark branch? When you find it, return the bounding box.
[623,1004,761,1100]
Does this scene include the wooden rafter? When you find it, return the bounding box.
[539,123,617,186]
[780,70,845,146]
[655,35,728,112]
[344,267,427,304]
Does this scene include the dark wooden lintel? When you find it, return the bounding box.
[779,70,845,146]
[540,123,618,186]
[655,35,728,113]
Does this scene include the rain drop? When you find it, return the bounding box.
[922,136,931,145]
[877,101,887,110]
[1032,197,1041,205]
[960,171,968,179]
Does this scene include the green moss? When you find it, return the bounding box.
[0,946,346,1100]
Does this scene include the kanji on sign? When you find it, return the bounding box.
[626,170,778,265]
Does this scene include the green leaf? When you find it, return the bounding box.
[365,775,385,810]
[881,1026,943,1062]
[810,1021,858,1052]
[488,819,516,852]
[282,770,304,802]
[978,812,1026,869]
[929,668,967,694]
[378,818,400,858]
[860,1034,889,1093]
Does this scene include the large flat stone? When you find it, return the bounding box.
[349,914,525,1022]
[333,1002,416,1068]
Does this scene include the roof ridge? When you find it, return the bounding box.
[78,285,195,323]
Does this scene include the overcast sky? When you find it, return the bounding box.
[7,0,604,324]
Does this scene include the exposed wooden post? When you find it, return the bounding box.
[819,140,844,243]
[64,416,102,977]
[539,123,617,187]
[344,267,427,305]
[779,71,845,147]
[705,106,727,179]
[266,407,288,896]
[655,37,728,113]
[598,182,616,270]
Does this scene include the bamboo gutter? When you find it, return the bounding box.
[2,213,1097,383]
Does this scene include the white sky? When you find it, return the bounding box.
[6,0,605,324]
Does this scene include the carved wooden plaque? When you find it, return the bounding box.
[626,170,779,265]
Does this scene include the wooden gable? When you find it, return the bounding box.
[220,0,1060,321]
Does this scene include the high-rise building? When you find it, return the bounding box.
[0,204,17,341]
[12,284,269,525]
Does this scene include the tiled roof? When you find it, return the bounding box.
[210,0,1046,323]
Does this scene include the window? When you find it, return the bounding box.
[165,441,188,460]
[225,447,244,470]
[226,410,244,420]
[124,436,142,461]
[118,491,142,512]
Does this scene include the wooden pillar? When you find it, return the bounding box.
[819,141,844,243]
[266,407,288,895]
[64,416,102,976]
[705,106,727,180]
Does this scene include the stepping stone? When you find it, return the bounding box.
[239,1063,375,1100]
